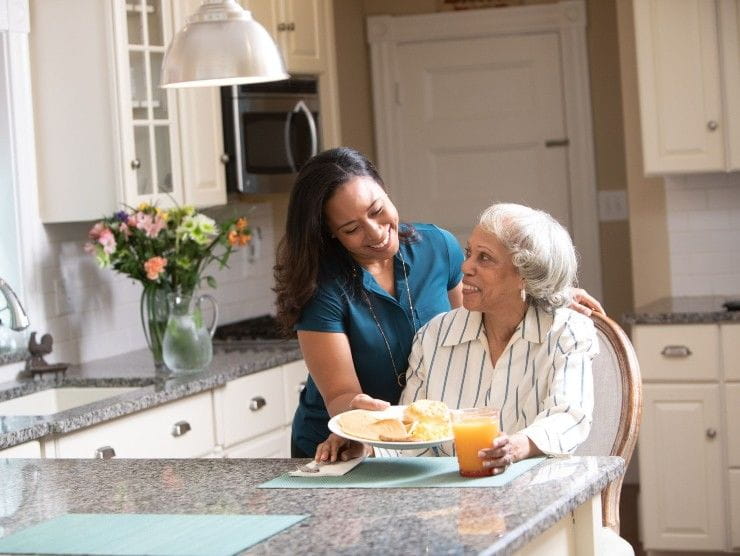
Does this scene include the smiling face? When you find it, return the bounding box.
[324,176,400,266]
[461,225,524,314]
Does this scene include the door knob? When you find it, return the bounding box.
[95,446,116,459]
[131,158,141,170]
[707,120,718,131]
[171,420,191,437]
[706,428,717,439]
[220,153,230,164]
[249,396,267,411]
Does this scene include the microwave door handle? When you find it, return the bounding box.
[231,86,245,193]
[294,100,319,157]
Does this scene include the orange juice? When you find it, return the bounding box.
[451,408,500,477]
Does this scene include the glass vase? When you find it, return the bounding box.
[140,284,171,371]
[162,291,219,375]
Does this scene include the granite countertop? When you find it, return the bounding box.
[0,456,624,555]
[623,295,740,325]
[0,340,301,450]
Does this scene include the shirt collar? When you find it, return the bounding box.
[442,304,553,347]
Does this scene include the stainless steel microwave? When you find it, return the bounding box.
[220,76,320,194]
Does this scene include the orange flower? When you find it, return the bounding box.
[227,230,240,246]
[238,233,252,246]
[235,217,248,231]
[143,256,167,281]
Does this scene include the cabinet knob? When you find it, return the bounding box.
[131,158,141,170]
[277,22,287,31]
[660,345,692,358]
[220,153,230,164]
[707,120,718,131]
[249,396,267,411]
[171,420,191,437]
[95,446,116,459]
[706,428,717,439]
[287,22,295,31]
[297,381,306,393]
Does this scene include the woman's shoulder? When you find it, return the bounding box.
[418,306,475,338]
[550,307,597,340]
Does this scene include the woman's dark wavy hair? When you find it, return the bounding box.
[274,147,415,335]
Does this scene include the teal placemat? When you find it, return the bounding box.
[259,456,546,488]
[0,514,307,556]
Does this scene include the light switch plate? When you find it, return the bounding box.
[598,190,629,222]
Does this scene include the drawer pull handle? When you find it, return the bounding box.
[95,446,116,459]
[706,428,717,439]
[249,396,267,411]
[171,420,191,437]
[297,381,306,393]
[660,345,692,358]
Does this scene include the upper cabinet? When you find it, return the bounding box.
[634,0,740,175]
[241,0,341,148]
[30,0,226,223]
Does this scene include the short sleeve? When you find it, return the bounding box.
[295,283,347,333]
[435,226,464,290]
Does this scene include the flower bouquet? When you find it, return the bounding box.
[86,203,252,369]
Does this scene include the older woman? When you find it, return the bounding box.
[317,203,598,471]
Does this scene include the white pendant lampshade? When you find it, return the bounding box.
[161,0,289,88]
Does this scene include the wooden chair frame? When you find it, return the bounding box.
[590,311,643,533]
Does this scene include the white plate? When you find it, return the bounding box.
[327,405,454,451]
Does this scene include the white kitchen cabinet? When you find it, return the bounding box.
[52,391,216,459]
[0,440,42,458]
[634,323,739,553]
[731,470,740,550]
[240,0,341,148]
[281,359,307,424]
[223,427,288,458]
[30,0,225,223]
[633,0,740,174]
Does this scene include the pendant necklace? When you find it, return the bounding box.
[360,248,417,388]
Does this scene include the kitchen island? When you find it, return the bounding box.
[0,455,624,555]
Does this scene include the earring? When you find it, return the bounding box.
[520,288,526,302]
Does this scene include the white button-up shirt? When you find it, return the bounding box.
[397,304,598,457]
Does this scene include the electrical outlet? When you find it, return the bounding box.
[598,190,629,222]
[54,278,73,316]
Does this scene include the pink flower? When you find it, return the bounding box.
[146,215,167,238]
[88,222,106,241]
[134,212,166,238]
[144,256,167,281]
[119,222,131,237]
[127,215,137,228]
[98,228,116,255]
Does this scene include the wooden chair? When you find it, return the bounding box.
[575,311,642,538]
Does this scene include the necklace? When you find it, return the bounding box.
[360,248,417,388]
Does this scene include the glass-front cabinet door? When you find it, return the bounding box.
[116,0,183,207]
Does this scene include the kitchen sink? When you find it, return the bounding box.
[0,387,139,416]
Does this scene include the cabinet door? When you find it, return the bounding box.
[633,0,725,174]
[242,0,280,42]
[224,427,289,458]
[726,383,740,467]
[731,470,740,550]
[173,0,227,208]
[281,0,325,73]
[0,441,42,458]
[719,0,740,170]
[638,384,725,551]
[721,323,740,380]
[115,0,184,208]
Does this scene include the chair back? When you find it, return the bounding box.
[574,311,642,533]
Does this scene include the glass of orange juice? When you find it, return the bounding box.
[451,407,500,477]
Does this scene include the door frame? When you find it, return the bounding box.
[367,0,602,298]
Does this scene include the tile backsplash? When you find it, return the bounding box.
[0,203,276,383]
[665,173,740,296]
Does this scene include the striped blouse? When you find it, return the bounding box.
[396,304,598,457]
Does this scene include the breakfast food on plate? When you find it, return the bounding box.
[337,400,452,443]
[403,400,453,441]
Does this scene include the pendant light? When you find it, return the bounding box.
[161,0,289,89]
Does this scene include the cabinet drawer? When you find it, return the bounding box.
[726,384,740,467]
[282,360,307,426]
[221,367,285,447]
[55,392,215,458]
[721,324,740,380]
[731,470,740,551]
[633,325,719,381]
[0,440,42,458]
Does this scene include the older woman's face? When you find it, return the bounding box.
[461,226,524,313]
[324,176,400,266]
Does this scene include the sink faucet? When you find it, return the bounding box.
[0,278,30,331]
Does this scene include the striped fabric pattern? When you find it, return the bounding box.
[397,305,598,457]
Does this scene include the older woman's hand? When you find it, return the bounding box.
[315,433,369,463]
[478,433,540,474]
[569,288,605,317]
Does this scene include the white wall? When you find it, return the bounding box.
[666,172,740,297]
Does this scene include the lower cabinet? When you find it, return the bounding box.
[52,391,216,459]
[223,428,290,458]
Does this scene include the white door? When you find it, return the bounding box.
[638,383,726,551]
[395,33,571,247]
